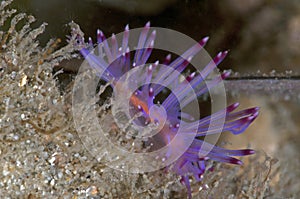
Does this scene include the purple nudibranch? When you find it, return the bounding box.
[78,22,259,198]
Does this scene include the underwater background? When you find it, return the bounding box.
[1,0,299,198]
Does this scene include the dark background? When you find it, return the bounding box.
[11,0,300,74]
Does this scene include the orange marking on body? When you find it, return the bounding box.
[115,81,149,115]
[130,94,149,115]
